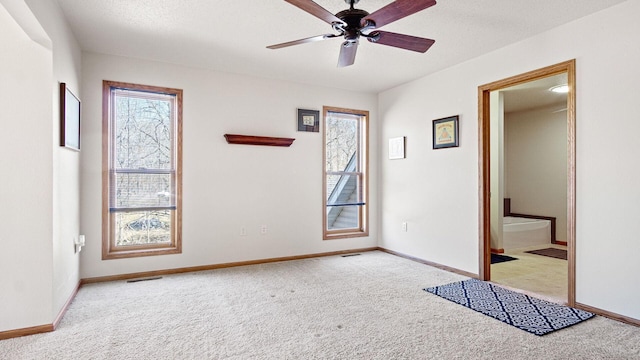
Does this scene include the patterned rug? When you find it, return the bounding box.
[525,248,567,260]
[424,279,594,336]
[491,253,518,264]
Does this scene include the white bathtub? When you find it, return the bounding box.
[503,216,551,250]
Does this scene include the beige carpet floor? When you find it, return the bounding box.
[1,251,638,359]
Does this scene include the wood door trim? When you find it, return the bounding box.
[477,59,576,306]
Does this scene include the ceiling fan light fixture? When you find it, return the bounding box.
[549,84,569,93]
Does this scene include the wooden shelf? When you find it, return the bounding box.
[224,134,295,147]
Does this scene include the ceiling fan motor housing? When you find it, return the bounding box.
[335,8,370,41]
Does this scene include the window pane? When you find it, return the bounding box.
[326,169,363,231]
[112,172,173,209]
[114,210,172,246]
[114,93,172,170]
[326,114,358,172]
[326,174,362,204]
[327,205,360,230]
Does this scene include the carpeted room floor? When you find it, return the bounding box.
[1,251,638,359]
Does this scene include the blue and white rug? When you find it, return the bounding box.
[424,279,594,336]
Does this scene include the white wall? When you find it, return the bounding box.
[379,0,640,320]
[378,66,481,274]
[80,53,378,278]
[25,0,83,322]
[0,1,54,331]
[490,92,505,250]
[505,107,567,241]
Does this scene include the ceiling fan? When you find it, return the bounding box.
[267,0,437,67]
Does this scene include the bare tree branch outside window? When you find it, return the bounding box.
[112,91,175,246]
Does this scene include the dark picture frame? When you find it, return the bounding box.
[432,115,459,149]
[297,108,320,132]
[60,82,81,151]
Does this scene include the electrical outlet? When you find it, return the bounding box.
[240,227,247,236]
[261,225,268,235]
[402,222,408,232]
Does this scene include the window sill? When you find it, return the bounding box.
[102,246,181,260]
[323,230,369,241]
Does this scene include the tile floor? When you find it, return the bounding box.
[491,244,568,303]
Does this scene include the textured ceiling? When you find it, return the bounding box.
[54,0,627,93]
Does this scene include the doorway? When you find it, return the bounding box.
[478,60,576,306]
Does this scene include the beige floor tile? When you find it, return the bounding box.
[491,244,568,303]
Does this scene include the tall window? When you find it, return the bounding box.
[323,106,368,239]
[102,81,182,259]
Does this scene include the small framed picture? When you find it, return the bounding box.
[388,136,406,159]
[60,82,81,151]
[432,115,459,149]
[297,109,319,132]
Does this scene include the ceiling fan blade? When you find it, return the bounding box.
[337,41,358,67]
[363,0,437,29]
[368,31,435,53]
[267,34,338,49]
[285,0,346,26]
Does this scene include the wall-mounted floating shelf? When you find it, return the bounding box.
[223,134,295,147]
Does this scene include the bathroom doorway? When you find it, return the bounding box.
[478,60,576,306]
